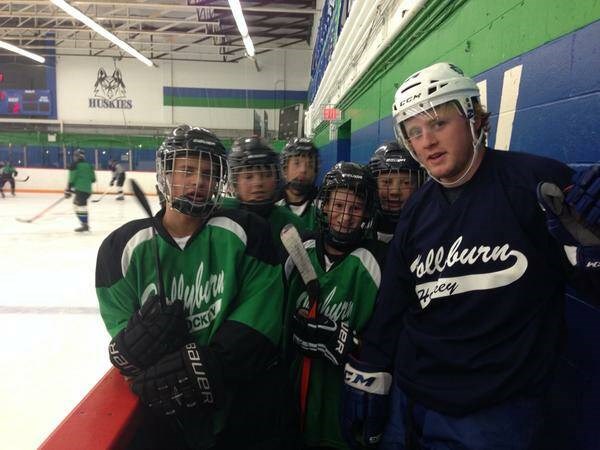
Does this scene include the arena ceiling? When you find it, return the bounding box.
[0,0,318,64]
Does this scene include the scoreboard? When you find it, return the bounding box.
[0,89,51,116]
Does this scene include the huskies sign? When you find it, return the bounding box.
[88,68,133,109]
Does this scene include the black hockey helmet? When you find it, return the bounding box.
[368,142,426,218]
[281,138,319,195]
[73,149,85,161]
[317,161,376,251]
[228,136,281,210]
[156,124,228,217]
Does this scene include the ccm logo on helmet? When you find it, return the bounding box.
[397,92,422,107]
[587,261,600,269]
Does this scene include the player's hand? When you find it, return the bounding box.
[341,356,392,449]
[109,179,115,186]
[565,165,600,229]
[64,189,73,199]
[131,342,223,416]
[292,309,358,366]
[537,175,600,270]
[108,295,189,376]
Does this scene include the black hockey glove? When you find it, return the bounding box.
[292,309,359,367]
[64,189,73,199]
[109,179,115,186]
[132,342,224,417]
[108,295,189,377]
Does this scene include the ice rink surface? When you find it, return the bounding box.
[0,192,161,449]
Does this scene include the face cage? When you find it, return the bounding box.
[282,152,319,191]
[231,163,281,206]
[157,149,228,218]
[317,184,373,250]
[373,168,424,218]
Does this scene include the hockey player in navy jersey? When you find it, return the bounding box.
[96,125,288,449]
[367,142,426,243]
[277,138,320,231]
[341,62,600,450]
[285,162,387,449]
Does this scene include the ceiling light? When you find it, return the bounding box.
[50,0,153,67]
[227,0,255,58]
[0,40,45,64]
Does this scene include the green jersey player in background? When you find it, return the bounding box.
[0,160,18,198]
[224,136,303,258]
[64,149,96,232]
[284,162,387,449]
[367,142,426,243]
[96,125,288,449]
[277,138,320,231]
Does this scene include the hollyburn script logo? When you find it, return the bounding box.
[410,236,528,309]
[88,67,133,109]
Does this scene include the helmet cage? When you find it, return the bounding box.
[281,138,319,194]
[156,126,228,218]
[317,163,375,250]
[228,137,281,207]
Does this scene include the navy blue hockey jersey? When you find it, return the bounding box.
[361,148,573,415]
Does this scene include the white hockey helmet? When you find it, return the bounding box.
[392,62,480,150]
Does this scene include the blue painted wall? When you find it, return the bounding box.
[337,19,600,166]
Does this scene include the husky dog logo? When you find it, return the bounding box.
[93,68,127,100]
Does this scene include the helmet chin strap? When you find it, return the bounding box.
[427,123,485,188]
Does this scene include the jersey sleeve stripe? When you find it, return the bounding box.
[207,216,247,246]
[121,227,155,277]
[350,247,382,287]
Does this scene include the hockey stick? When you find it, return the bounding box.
[16,196,66,223]
[91,186,117,203]
[16,176,29,182]
[280,223,320,430]
[130,179,166,302]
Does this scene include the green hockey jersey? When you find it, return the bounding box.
[284,237,387,449]
[68,160,96,193]
[276,196,319,232]
[96,208,285,448]
[221,196,304,250]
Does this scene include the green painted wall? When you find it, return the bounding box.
[315,0,600,144]
[0,131,287,152]
[164,96,305,110]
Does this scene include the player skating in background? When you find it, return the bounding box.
[224,136,303,255]
[277,138,320,231]
[96,125,288,449]
[108,159,126,200]
[341,62,600,450]
[367,142,426,243]
[284,162,387,449]
[0,160,18,198]
[64,149,96,232]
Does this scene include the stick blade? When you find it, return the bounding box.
[16,218,33,223]
[280,223,318,285]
